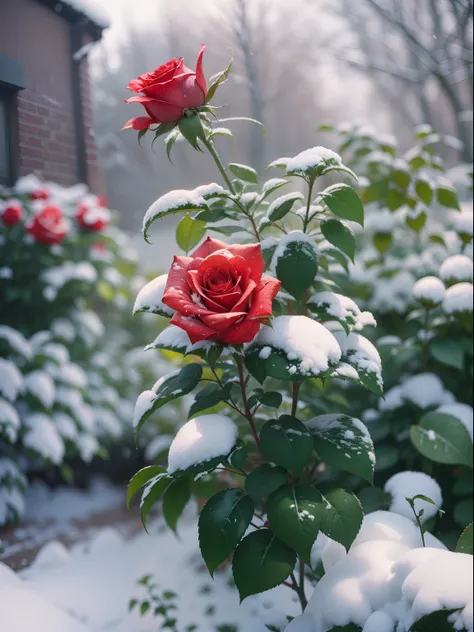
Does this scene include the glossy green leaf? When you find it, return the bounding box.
[188,383,232,418]
[127,465,166,509]
[176,214,206,253]
[163,477,191,533]
[437,186,459,210]
[205,54,233,104]
[429,340,464,370]
[140,473,172,531]
[198,489,254,575]
[274,236,319,299]
[318,489,364,551]
[456,522,473,554]
[229,163,258,184]
[267,192,304,222]
[260,415,314,474]
[245,464,287,500]
[410,413,473,468]
[232,529,296,601]
[320,183,364,226]
[321,219,356,262]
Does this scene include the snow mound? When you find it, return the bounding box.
[305,511,462,632]
[167,414,238,474]
[334,331,383,389]
[308,291,376,331]
[0,358,23,402]
[0,325,32,358]
[133,274,173,316]
[384,471,442,523]
[381,373,454,411]
[23,413,65,465]
[286,146,341,174]
[0,397,20,442]
[24,370,55,409]
[411,276,445,304]
[443,282,473,313]
[252,315,341,376]
[440,255,473,284]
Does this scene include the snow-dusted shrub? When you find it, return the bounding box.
[0,176,180,525]
[122,52,472,631]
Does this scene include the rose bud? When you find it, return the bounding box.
[29,188,49,201]
[76,203,110,232]
[26,205,69,245]
[162,237,281,345]
[123,44,207,131]
[1,199,24,226]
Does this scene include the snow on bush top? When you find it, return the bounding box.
[437,402,474,441]
[285,146,341,173]
[440,254,473,283]
[443,282,474,313]
[453,208,473,237]
[304,510,468,632]
[384,471,442,523]
[411,276,445,304]
[253,315,342,376]
[0,326,32,359]
[167,414,238,474]
[23,413,65,465]
[381,373,454,411]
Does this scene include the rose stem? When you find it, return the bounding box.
[298,560,308,609]
[202,136,236,194]
[203,134,261,242]
[302,179,315,233]
[291,382,300,417]
[236,357,260,447]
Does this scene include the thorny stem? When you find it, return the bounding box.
[302,179,315,233]
[203,136,236,194]
[236,357,260,447]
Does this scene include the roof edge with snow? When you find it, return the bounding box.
[37,0,110,36]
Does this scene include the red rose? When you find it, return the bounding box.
[29,188,49,201]
[76,203,109,232]
[162,237,281,345]
[1,200,23,226]
[26,205,69,245]
[123,45,207,131]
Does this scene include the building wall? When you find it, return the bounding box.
[0,0,102,190]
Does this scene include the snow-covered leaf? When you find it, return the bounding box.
[133,274,173,317]
[0,359,23,402]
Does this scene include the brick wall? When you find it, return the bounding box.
[0,0,103,191]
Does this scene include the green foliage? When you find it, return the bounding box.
[410,413,473,468]
[260,415,314,475]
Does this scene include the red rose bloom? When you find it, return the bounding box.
[29,188,49,201]
[76,204,108,232]
[162,237,281,345]
[26,205,69,245]
[123,45,207,131]
[1,200,23,226]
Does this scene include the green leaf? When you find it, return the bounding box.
[267,484,323,562]
[261,178,288,199]
[127,465,166,509]
[429,340,464,370]
[274,235,319,299]
[198,489,254,575]
[393,168,411,190]
[409,609,463,632]
[410,412,473,468]
[176,214,206,253]
[318,489,364,551]
[189,383,232,417]
[375,445,400,471]
[437,186,460,210]
[415,179,433,205]
[229,163,258,184]
[228,442,248,469]
[357,487,388,513]
[178,113,205,151]
[143,190,208,242]
[321,219,356,263]
[165,128,180,162]
[220,117,266,134]
[260,391,283,408]
[134,364,203,436]
[260,415,314,475]
[137,129,148,145]
[140,473,172,530]
[386,188,406,211]
[307,414,375,483]
[232,529,296,601]
[267,192,304,222]
[245,464,287,500]
[406,210,427,233]
[454,499,473,527]
[320,183,364,226]
[453,472,473,496]
[456,522,473,554]
[205,54,233,104]
[163,477,191,533]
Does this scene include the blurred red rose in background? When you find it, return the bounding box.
[26,205,69,245]
[1,200,23,226]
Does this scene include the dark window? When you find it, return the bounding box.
[0,89,16,187]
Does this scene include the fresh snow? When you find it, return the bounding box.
[286,146,341,174]
[308,292,376,331]
[453,209,473,237]
[0,397,20,442]
[0,358,23,402]
[42,262,97,291]
[384,471,443,522]
[440,254,473,283]
[144,435,173,461]
[0,325,32,359]
[251,315,342,376]
[443,282,473,313]
[334,332,383,389]
[23,371,56,409]
[76,434,100,463]
[437,402,474,441]
[167,414,238,474]
[133,274,173,316]
[58,0,110,27]
[52,412,79,441]
[143,188,208,233]
[411,276,445,304]
[381,373,454,411]
[23,413,65,465]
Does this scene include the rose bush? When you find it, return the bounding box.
[162,237,281,344]
[0,199,23,226]
[123,44,207,131]
[26,204,69,245]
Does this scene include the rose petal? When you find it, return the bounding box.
[218,317,261,345]
[197,252,236,287]
[170,313,215,344]
[224,243,264,283]
[230,278,257,313]
[125,95,184,123]
[188,269,228,314]
[162,256,212,316]
[191,236,229,259]
[121,116,154,131]
[248,276,281,319]
[145,73,205,110]
[201,311,247,332]
[195,44,207,95]
[207,289,243,311]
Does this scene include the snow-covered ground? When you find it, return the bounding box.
[0,481,298,632]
